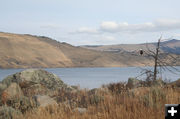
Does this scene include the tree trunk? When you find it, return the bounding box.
[153,38,161,81]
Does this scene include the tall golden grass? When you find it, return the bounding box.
[15,85,180,119]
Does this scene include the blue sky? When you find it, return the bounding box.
[1,0,180,45]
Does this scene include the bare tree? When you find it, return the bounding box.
[153,36,161,81]
[138,36,180,82]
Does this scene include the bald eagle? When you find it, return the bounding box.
[139,49,143,55]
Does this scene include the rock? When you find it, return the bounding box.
[2,69,64,89]
[0,106,22,119]
[1,69,74,96]
[2,83,23,100]
[0,69,77,114]
[127,78,142,89]
[33,95,57,107]
[73,107,87,114]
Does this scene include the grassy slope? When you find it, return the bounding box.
[0,32,73,68]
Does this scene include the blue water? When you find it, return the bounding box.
[0,67,180,89]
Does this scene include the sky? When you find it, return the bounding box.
[1,0,180,45]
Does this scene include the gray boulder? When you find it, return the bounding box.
[2,69,65,89]
[1,69,74,96]
[127,78,142,89]
[33,95,57,107]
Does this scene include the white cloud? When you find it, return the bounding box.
[74,19,180,35]
[100,21,119,32]
[100,19,180,33]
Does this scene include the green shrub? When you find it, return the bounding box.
[89,94,104,105]
[141,87,166,108]
[0,106,22,119]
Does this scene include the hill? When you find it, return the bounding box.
[82,39,180,54]
[0,32,180,68]
[0,32,73,68]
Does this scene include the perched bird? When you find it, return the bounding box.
[139,49,143,55]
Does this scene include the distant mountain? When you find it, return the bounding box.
[160,39,180,54]
[81,39,180,54]
[0,32,180,68]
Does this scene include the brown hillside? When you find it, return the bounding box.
[1,32,179,68]
[0,32,73,68]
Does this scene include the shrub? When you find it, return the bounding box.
[6,96,37,113]
[141,87,166,108]
[106,82,128,94]
[0,106,22,119]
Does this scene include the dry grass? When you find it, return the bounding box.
[0,32,73,68]
[13,85,180,119]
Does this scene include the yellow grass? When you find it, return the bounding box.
[14,86,180,119]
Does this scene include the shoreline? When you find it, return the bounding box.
[0,64,180,69]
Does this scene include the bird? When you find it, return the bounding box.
[139,49,143,55]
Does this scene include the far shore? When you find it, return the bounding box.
[1,64,180,69]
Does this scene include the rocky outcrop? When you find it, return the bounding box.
[0,69,75,115]
[1,69,73,97]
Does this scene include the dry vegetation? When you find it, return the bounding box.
[14,83,180,119]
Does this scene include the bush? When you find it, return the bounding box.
[0,106,22,119]
[141,87,166,108]
[89,94,104,105]
[106,82,128,94]
[6,96,37,113]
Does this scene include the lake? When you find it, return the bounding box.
[0,67,180,89]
